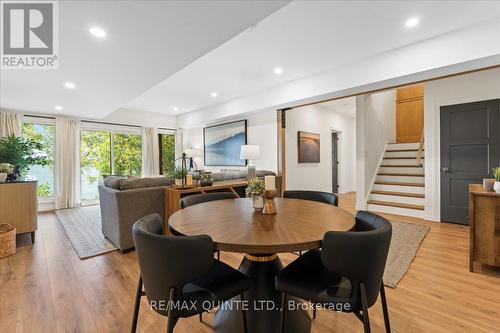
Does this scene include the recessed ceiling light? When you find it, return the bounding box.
[173,106,179,112]
[89,27,106,38]
[64,81,76,89]
[54,105,63,111]
[274,67,283,75]
[210,92,218,98]
[405,17,420,28]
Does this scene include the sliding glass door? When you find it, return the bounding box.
[22,121,55,199]
[159,132,175,176]
[80,130,111,204]
[113,133,142,176]
[80,128,143,205]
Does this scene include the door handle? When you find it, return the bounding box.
[442,167,450,173]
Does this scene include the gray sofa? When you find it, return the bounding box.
[99,171,280,253]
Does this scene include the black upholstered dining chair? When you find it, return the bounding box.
[283,190,338,207]
[179,192,237,260]
[131,214,250,333]
[283,190,339,258]
[180,192,237,209]
[275,211,392,333]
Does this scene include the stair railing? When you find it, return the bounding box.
[416,131,424,166]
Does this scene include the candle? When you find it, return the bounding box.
[186,174,193,186]
[264,175,275,191]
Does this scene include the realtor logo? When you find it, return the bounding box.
[1,1,58,69]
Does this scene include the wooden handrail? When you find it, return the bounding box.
[416,131,424,166]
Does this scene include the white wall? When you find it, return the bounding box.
[285,104,356,193]
[424,67,500,222]
[355,90,396,209]
[182,110,277,172]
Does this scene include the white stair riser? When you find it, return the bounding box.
[377,175,425,183]
[384,151,422,158]
[369,194,425,205]
[387,143,420,150]
[372,183,425,194]
[367,204,424,218]
[382,159,424,166]
[379,167,424,174]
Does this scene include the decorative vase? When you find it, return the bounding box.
[494,181,500,194]
[483,178,495,191]
[263,189,278,215]
[252,196,264,212]
[175,179,182,186]
[0,173,7,183]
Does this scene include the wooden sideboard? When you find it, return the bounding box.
[0,181,38,243]
[469,184,500,272]
[165,179,248,220]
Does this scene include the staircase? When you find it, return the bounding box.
[367,142,425,218]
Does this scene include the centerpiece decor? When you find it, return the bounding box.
[493,167,500,193]
[172,152,199,188]
[263,175,277,215]
[246,177,265,212]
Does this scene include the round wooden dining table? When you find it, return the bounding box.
[169,197,355,333]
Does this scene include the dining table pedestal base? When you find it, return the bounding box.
[214,254,311,333]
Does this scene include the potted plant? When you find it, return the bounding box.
[246,177,265,212]
[0,135,49,181]
[493,167,500,193]
[172,168,187,186]
[0,163,14,183]
[200,172,213,187]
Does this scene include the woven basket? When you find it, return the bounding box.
[0,224,16,259]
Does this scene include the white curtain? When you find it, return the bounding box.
[55,118,81,209]
[141,127,160,176]
[0,112,23,137]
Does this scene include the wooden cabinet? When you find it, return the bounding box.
[396,84,424,143]
[469,184,500,272]
[0,181,38,243]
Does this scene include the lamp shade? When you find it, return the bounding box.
[240,145,261,160]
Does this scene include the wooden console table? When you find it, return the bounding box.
[469,184,500,272]
[165,179,248,220]
[0,181,38,243]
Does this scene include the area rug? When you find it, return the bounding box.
[384,221,430,288]
[56,205,117,259]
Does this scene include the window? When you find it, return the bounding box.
[80,130,111,204]
[22,121,55,199]
[159,132,175,176]
[80,126,143,205]
[113,133,142,177]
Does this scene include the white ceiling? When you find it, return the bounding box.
[0,0,287,118]
[318,97,357,118]
[127,0,500,116]
[2,1,500,121]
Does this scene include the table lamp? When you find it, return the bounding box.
[240,145,260,179]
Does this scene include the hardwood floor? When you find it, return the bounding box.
[1,193,499,333]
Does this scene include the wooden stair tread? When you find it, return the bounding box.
[380,165,423,168]
[367,200,424,210]
[378,173,425,177]
[374,181,425,187]
[371,190,425,198]
[386,149,424,152]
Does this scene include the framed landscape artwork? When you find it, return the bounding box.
[204,120,247,166]
[298,131,320,163]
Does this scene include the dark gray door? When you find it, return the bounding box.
[440,99,500,224]
[332,132,339,193]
